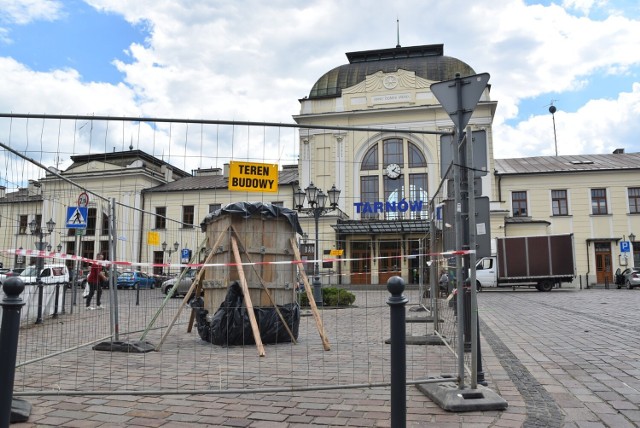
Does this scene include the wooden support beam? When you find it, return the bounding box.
[290,237,331,351]
[231,235,266,356]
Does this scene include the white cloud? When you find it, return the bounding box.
[1,0,640,163]
[0,0,64,25]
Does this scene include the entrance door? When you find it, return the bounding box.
[350,241,371,284]
[594,242,612,284]
[379,241,401,284]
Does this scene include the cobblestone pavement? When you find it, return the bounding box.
[8,287,640,427]
[478,288,640,428]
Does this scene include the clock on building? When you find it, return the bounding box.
[385,163,402,179]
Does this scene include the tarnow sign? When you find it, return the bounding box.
[228,161,279,193]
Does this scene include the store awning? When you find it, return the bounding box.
[332,219,430,235]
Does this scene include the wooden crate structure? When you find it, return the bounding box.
[200,206,298,314]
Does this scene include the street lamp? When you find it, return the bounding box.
[29,217,56,324]
[294,182,341,306]
[162,241,180,275]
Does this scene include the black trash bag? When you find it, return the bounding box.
[191,281,300,346]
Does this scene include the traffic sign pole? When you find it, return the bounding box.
[431,72,490,391]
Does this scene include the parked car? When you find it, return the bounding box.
[0,268,25,284]
[616,267,640,289]
[18,264,70,286]
[161,269,198,297]
[116,271,156,289]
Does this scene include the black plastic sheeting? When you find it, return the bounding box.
[191,281,300,346]
[199,201,303,235]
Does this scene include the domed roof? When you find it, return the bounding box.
[309,44,475,99]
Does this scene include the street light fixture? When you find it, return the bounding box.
[629,233,636,243]
[29,217,56,324]
[294,182,341,306]
[162,241,180,275]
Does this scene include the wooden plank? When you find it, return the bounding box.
[290,237,331,351]
[230,225,297,344]
[186,228,231,333]
[231,235,266,357]
[156,231,226,350]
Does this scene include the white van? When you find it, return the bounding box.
[19,264,70,285]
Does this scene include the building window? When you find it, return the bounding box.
[99,241,109,258]
[208,203,222,213]
[407,142,427,167]
[155,207,166,229]
[359,137,428,221]
[591,188,608,215]
[19,215,28,234]
[361,144,378,170]
[383,139,403,166]
[360,176,379,219]
[101,212,109,235]
[86,208,97,236]
[153,251,164,276]
[182,205,194,228]
[512,191,527,217]
[551,190,568,216]
[408,173,428,219]
[629,187,640,214]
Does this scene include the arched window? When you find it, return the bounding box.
[361,144,378,170]
[359,138,428,220]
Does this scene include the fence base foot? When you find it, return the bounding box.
[417,378,508,412]
[92,340,155,353]
[11,398,32,423]
[385,334,447,346]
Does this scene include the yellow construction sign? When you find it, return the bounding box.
[228,161,278,193]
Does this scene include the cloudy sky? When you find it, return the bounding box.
[1,0,640,178]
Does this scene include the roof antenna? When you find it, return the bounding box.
[396,18,401,48]
[547,100,559,156]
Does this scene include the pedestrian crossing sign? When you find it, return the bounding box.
[66,206,88,228]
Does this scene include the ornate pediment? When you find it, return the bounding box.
[342,69,435,95]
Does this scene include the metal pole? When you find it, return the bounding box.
[35,238,44,325]
[108,198,119,341]
[453,75,466,389]
[312,209,323,305]
[466,125,479,389]
[387,276,408,428]
[52,283,59,318]
[0,277,27,427]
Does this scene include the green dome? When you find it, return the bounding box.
[309,44,475,99]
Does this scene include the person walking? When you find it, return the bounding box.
[439,269,450,297]
[86,254,107,310]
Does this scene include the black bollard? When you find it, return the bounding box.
[53,284,59,318]
[35,281,43,325]
[387,276,408,428]
[135,282,140,306]
[0,277,27,427]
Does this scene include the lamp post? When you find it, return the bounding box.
[29,217,56,324]
[294,182,341,306]
[162,241,180,275]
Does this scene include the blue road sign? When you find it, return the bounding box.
[620,241,631,252]
[66,206,88,228]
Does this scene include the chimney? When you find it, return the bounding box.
[0,185,5,199]
[27,180,41,196]
[223,163,230,178]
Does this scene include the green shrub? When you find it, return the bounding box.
[298,287,355,307]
